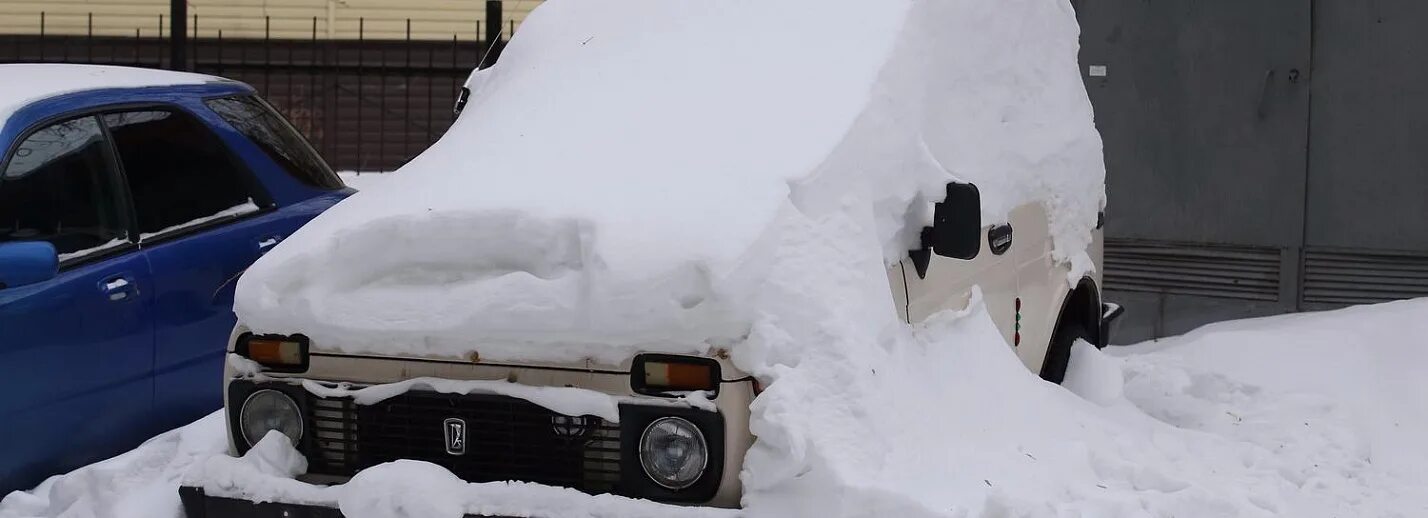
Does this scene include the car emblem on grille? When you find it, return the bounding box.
[443,418,467,456]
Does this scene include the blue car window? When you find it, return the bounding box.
[205,96,344,190]
[0,116,128,261]
[103,110,266,240]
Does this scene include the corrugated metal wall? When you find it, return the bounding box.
[1077,0,1428,343]
[0,0,542,40]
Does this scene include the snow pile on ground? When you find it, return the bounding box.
[0,414,225,518]
[233,0,1104,365]
[7,300,1428,517]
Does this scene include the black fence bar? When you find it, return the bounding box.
[357,18,364,170]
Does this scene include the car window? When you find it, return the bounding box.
[0,116,129,262]
[204,96,344,190]
[102,110,266,240]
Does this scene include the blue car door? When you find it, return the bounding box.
[0,115,155,492]
[99,108,293,432]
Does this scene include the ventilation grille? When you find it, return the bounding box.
[1104,239,1282,301]
[1302,248,1428,305]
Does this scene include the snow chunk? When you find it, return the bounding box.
[338,461,466,518]
[239,431,308,479]
[1062,339,1125,405]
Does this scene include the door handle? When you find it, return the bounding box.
[101,276,135,302]
[257,235,284,254]
[988,224,1014,256]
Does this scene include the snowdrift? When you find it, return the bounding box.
[233,0,1105,363]
[229,0,1110,515]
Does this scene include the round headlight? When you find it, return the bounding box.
[638,417,708,489]
[239,389,303,447]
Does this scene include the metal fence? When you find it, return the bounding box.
[1,13,506,172]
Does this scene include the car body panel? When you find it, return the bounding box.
[0,249,156,491]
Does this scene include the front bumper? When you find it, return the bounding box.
[180,486,340,518]
[179,486,523,518]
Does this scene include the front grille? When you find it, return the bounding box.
[304,390,621,494]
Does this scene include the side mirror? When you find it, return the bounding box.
[0,241,59,290]
[927,182,982,260]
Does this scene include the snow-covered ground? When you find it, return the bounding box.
[4,299,1427,518]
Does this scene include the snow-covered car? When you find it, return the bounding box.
[0,64,351,493]
[180,1,1114,516]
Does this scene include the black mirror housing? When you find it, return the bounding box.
[928,182,982,260]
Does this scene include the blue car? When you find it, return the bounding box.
[0,64,350,492]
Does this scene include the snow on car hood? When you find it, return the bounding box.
[235,0,1104,367]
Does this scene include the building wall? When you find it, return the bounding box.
[1076,0,1428,343]
[0,0,542,40]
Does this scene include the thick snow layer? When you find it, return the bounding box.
[0,65,214,131]
[7,300,1428,517]
[234,0,1105,364]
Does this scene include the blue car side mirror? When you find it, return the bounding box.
[0,241,59,290]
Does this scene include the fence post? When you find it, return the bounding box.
[170,0,187,70]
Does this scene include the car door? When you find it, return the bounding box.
[0,115,155,492]
[1007,203,1061,373]
[101,108,285,432]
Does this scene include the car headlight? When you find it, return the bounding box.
[638,417,708,489]
[239,389,303,447]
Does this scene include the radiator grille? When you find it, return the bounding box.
[1103,239,1282,301]
[1302,248,1428,305]
[304,391,621,494]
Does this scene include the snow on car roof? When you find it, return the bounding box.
[235,0,1105,365]
[0,64,217,128]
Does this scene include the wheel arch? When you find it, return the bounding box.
[1059,276,1103,347]
[1038,276,1103,383]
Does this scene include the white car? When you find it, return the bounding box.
[180,1,1113,516]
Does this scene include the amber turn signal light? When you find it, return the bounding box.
[631,354,721,397]
[235,333,310,373]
